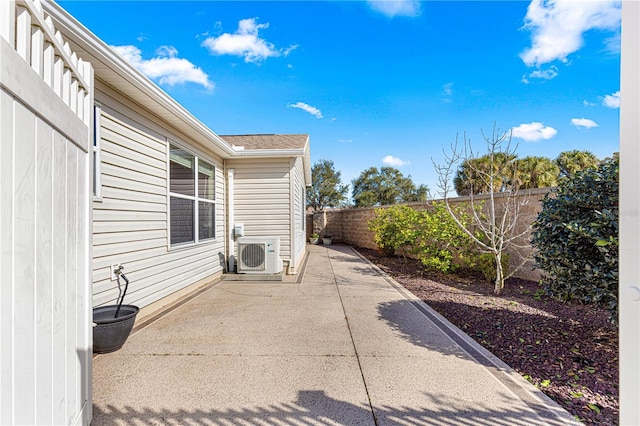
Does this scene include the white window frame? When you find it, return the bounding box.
[92,103,102,200]
[168,142,217,247]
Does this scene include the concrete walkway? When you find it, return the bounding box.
[91,245,579,425]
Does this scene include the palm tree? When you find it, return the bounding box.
[555,150,599,178]
[515,156,559,189]
[453,153,517,195]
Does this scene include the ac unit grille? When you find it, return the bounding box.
[236,237,283,274]
[240,243,266,270]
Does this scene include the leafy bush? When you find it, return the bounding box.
[368,205,418,257]
[531,158,618,320]
[412,202,478,273]
[368,202,482,273]
[476,252,510,284]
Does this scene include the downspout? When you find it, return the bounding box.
[228,168,235,272]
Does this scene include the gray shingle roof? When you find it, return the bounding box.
[219,134,308,151]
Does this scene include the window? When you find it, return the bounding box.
[92,104,102,198]
[169,144,216,246]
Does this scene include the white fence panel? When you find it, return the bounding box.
[1,1,93,424]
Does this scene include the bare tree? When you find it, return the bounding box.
[433,124,532,295]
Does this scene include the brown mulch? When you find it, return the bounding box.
[355,247,619,425]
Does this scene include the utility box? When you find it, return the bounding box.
[234,223,245,238]
[237,236,283,274]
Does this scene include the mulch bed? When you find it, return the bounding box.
[355,247,619,425]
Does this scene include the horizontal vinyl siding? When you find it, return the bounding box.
[292,157,306,268]
[228,159,292,260]
[93,245,222,306]
[93,103,224,308]
[101,163,166,188]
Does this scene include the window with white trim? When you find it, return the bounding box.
[169,144,216,246]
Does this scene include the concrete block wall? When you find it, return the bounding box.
[307,188,551,281]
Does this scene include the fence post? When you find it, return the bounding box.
[1,1,16,47]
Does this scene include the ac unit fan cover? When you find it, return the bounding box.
[241,243,265,268]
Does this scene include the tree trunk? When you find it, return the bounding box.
[493,251,504,295]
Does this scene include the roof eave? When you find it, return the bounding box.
[42,0,236,158]
[230,149,306,158]
[41,2,313,179]
[229,136,311,185]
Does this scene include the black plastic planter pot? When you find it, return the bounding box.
[93,305,139,354]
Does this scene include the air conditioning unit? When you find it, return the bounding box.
[237,236,283,274]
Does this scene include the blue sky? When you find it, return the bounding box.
[60,0,621,195]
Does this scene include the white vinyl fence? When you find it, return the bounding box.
[1,0,93,424]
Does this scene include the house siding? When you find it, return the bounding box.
[227,158,292,262]
[292,157,306,270]
[92,86,225,308]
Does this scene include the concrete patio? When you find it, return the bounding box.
[91,245,579,425]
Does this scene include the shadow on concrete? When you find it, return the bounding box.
[376,298,569,366]
[91,390,372,425]
[376,298,574,425]
[327,254,368,264]
[91,389,564,425]
[372,390,570,426]
[376,299,469,358]
[345,265,384,277]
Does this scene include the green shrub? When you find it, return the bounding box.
[476,252,510,284]
[368,202,485,275]
[368,205,418,257]
[412,202,478,273]
[531,158,618,320]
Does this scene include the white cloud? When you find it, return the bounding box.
[511,122,558,142]
[112,45,213,90]
[603,32,621,54]
[524,67,559,83]
[571,117,599,129]
[583,99,596,107]
[202,18,296,63]
[602,90,620,108]
[520,0,621,67]
[288,102,323,119]
[442,82,453,96]
[367,0,421,18]
[282,44,299,57]
[382,155,408,166]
